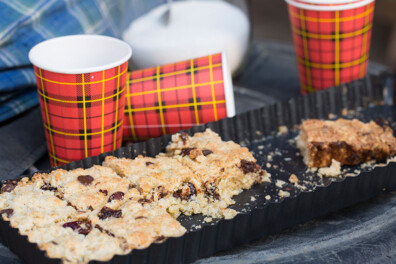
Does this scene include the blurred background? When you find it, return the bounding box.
[249,0,396,71]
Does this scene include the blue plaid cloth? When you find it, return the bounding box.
[0,0,164,123]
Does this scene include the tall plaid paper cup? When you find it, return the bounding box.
[123,52,235,142]
[29,35,132,166]
[286,0,375,94]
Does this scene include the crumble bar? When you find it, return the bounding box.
[166,129,270,216]
[0,129,266,263]
[104,129,269,219]
[296,119,396,168]
[0,166,186,264]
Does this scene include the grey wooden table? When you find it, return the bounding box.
[0,40,395,264]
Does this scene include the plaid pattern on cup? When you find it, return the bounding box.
[287,1,375,94]
[123,53,229,142]
[34,62,128,166]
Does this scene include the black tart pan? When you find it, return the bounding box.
[1,74,396,264]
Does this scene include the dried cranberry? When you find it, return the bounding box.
[173,189,183,199]
[95,224,115,237]
[240,160,261,174]
[63,219,92,235]
[138,198,151,205]
[108,192,124,202]
[157,186,168,199]
[155,235,166,242]
[77,175,94,186]
[135,216,146,220]
[67,202,78,211]
[1,180,17,193]
[202,149,213,156]
[99,189,108,196]
[145,162,154,166]
[98,206,122,220]
[180,148,196,156]
[179,132,189,144]
[0,209,14,218]
[88,206,94,211]
[40,184,57,192]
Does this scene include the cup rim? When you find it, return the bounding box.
[221,51,236,118]
[285,0,374,11]
[293,0,362,4]
[29,34,132,74]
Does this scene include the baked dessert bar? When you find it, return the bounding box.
[0,166,186,264]
[0,129,265,263]
[296,118,396,168]
[31,165,131,211]
[166,129,270,215]
[104,155,237,219]
[104,129,269,219]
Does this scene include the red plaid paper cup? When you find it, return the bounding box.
[286,0,375,94]
[123,52,235,142]
[29,35,132,166]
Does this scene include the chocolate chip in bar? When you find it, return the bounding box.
[145,162,154,166]
[179,132,189,144]
[180,148,196,157]
[173,183,197,200]
[188,183,197,197]
[0,208,14,218]
[77,175,94,186]
[108,192,124,202]
[202,149,213,156]
[0,180,17,193]
[63,219,92,235]
[40,184,57,192]
[239,160,261,174]
[138,198,152,205]
[99,189,108,196]
[204,181,220,200]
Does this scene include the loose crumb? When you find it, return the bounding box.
[289,174,298,184]
[278,190,290,198]
[266,163,271,168]
[265,195,271,200]
[204,217,213,223]
[328,113,337,119]
[258,145,264,150]
[275,179,286,188]
[278,126,288,135]
[250,196,256,202]
[318,159,341,177]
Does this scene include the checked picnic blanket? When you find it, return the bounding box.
[0,0,163,123]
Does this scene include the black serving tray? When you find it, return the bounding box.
[1,74,396,264]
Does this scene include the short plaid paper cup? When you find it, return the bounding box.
[123,52,235,142]
[29,35,132,166]
[286,0,375,94]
